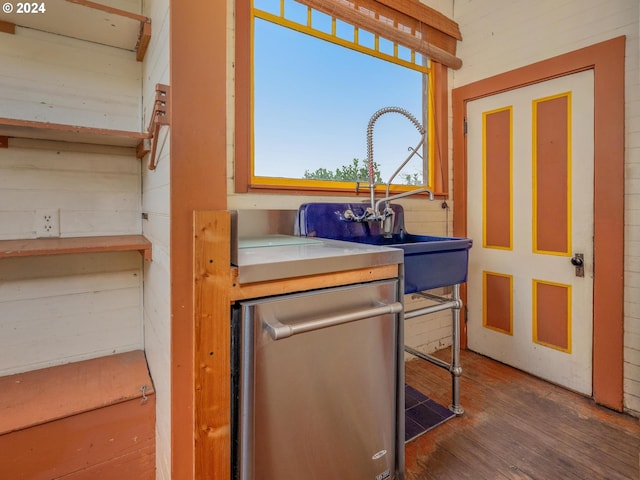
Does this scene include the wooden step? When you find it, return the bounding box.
[0,351,155,479]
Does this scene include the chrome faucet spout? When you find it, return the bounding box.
[374,187,434,217]
[377,187,434,237]
[344,106,433,231]
[366,107,426,213]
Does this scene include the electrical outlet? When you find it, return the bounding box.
[35,208,60,238]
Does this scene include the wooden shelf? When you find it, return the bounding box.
[0,117,150,149]
[0,234,152,260]
[0,0,151,61]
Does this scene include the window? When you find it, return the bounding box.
[235,0,460,196]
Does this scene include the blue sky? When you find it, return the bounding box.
[253,17,426,182]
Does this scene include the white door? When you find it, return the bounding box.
[466,71,594,395]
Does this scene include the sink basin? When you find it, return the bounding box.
[330,232,472,293]
[297,203,473,293]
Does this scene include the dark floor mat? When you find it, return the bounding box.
[405,384,455,442]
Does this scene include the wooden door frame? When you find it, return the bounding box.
[452,36,625,411]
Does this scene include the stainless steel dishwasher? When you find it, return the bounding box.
[236,279,403,480]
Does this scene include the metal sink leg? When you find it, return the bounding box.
[404,283,464,415]
[449,283,464,415]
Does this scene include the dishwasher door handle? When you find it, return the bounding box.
[263,302,403,340]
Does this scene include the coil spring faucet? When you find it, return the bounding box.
[345,106,434,236]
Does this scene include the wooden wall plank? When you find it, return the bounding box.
[61,445,156,479]
[142,0,173,474]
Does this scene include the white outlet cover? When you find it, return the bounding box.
[35,208,61,238]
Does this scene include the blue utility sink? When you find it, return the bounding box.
[297,203,473,294]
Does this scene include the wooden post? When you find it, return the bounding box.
[193,211,232,480]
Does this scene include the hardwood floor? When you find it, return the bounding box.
[405,349,640,480]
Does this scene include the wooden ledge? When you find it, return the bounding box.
[0,350,154,435]
[0,235,152,260]
[0,20,15,34]
[0,117,150,148]
[230,263,399,301]
[2,0,151,60]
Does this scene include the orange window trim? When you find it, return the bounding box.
[234,1,451,198]
[297,0,461,68]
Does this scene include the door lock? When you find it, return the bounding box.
[571,253,584,277]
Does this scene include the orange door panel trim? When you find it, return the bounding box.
[533,93,571,256]
[483,107,513,250]
[533,279,572,353]
[483,271,514,335]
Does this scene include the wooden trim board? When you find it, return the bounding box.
[230,264,399,301]
[193,211,232,479]
[170,0,229,476]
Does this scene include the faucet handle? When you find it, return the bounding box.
[382,206,395,237]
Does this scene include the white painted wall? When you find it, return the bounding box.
[0,0,148,414]
[0,8,145,375]
[0,28,140,131]
[141,0,171,478]
[452,0,640,415]
[0,252,143,375]
[0,140,141,239]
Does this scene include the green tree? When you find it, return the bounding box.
[303,158,383,183]
[400,172,424,185]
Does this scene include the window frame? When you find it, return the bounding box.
[235,0,451,198]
